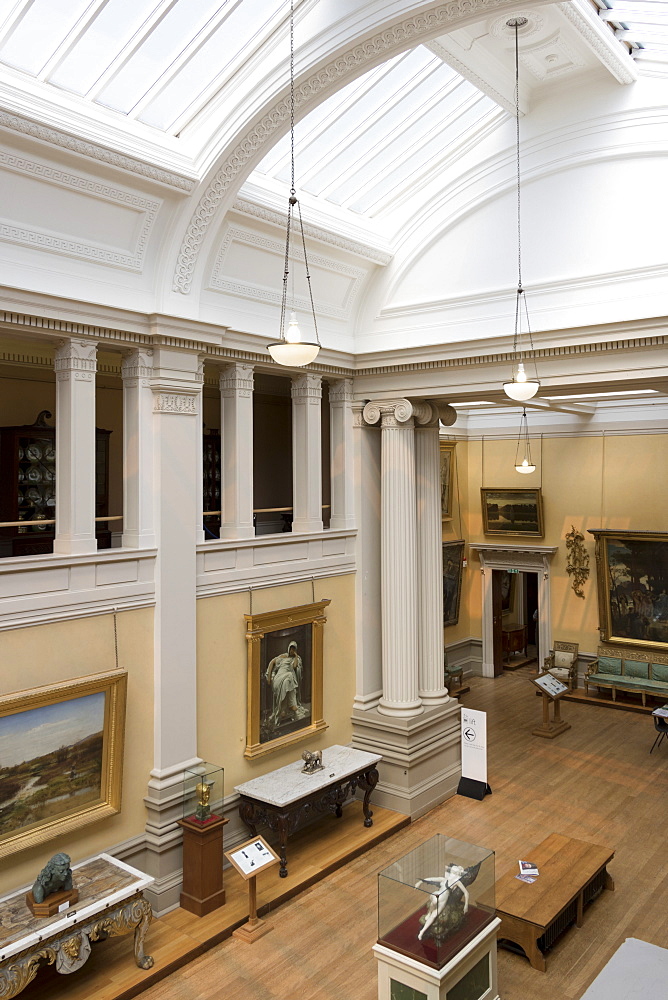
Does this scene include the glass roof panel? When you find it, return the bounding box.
[94,0,228,115]
[48,0,164,96]
[137,0,284,131]
[0,0,91,76]
[600,0,668,60]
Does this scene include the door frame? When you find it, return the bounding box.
[469,544,559,678]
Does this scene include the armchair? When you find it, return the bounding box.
[543,641,579,691]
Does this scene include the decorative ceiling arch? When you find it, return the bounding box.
[171,0,539,295]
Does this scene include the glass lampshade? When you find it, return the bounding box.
[267,341,320,367]
[503,361,539,401]
[515,459,536,474]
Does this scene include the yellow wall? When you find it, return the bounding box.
[0,608,154,894]
[461,432,668,653]
[196,574,356,789]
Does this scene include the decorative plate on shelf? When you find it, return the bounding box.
[44,445,55,462]
[26,487,41,502]
[25,444,42,461]
[18,446,24,460]
[27,467,42,482]
[43,467,55,481]
[18,469,24,482]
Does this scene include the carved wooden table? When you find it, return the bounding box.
[495,833,614,972]
[235,745,381,878]
[0,854,154,998]
[502,623,528,663]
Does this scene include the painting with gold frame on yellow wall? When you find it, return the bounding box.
[0,669,127,858]
[589,528,668,651]
[244,601,330,760]
[440,441,456,521]
[481,488,544,537]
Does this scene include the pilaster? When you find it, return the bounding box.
[291,373,323,533]
[121,349,156,548]
[219,363,254,539]
[329,379,355,530]
[53,337,98,555]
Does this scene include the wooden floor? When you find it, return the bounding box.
[20,667,668,1000]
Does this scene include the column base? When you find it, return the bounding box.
[292,519,323,533]
[53,537,98,555]
[377,698,424,718]
[351,701,461,819]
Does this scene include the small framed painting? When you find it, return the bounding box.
[440,442,456,520]
[481,488,544,537]
[443,540,465,627]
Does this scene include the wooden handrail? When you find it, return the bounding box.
[0,515,123,528]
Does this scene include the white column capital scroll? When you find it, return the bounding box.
[362,398,438,429]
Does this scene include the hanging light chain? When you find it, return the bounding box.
[513,19,523,295]
[290,0,295,195]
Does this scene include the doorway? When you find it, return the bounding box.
[491,569,539,674]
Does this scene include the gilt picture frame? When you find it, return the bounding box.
[0,669,127,858]
[481,488,544,537]
[244,601,330,760]
[440,442,456,521]
[443,540,465,627]
[589,529,668,651]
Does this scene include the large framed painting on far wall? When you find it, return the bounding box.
[589,529,668,651]
[0,669,127,858]
[481,488,544,537]
[443,540,465,627]
[244,601,330,759]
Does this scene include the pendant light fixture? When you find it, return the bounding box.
[267,0,320,367]
[503,17,539,402]
[515,407,536,474]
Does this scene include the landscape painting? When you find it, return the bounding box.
[590,529,668,651]
[481,488,544,537]
[0,670,126,857]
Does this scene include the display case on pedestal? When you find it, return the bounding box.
[374,834,500,1000]
[178,763,227,916]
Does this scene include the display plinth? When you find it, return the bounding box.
[226,835,280,945]
[374,918,501,1000]
[25,888,79,917]
[178,816,228,917]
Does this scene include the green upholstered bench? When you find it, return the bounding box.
[584,646,668,706]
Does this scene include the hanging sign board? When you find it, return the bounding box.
[457,707,491,800]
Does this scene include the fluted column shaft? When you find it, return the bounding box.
[416,413,449,705]
[329,378,355,530]
[365,400,422,717]
[53,337,98,555]
[291,374,323,533]
[219,363,254,539]
[121,348,156,548]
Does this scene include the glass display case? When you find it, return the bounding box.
[378,834,495,970]
[182,763,224,826]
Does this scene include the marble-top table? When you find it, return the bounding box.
[235,745,381,877]
[0,854,154,999]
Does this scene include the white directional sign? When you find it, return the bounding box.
[460,707,488,784]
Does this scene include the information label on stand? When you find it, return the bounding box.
[460,707,488,784]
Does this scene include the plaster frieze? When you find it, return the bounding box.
[172,0,527,295]
[152,393,199,415]
[0,110,195,192]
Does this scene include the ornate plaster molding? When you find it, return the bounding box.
[329,378,354,403]
[54,337,97,382]
[0,109,194,192]
[233,198,393,265]
[172,0,520,294]
[0,151,159,270]
[219,362,254,397]
[121,348,153,386]
[152,393,198,414]
[427,39,514,114]
[556,0,637,85]
[291,373,322,401]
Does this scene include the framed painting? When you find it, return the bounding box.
[439,442,456,521]
[500,570,517,616]
[0,669,127,858]
[589,529,668,651]
[443,540,465,627]
[244,601,330,759]
[481,488,544,537]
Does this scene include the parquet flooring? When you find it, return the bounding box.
[16,667,668,1000]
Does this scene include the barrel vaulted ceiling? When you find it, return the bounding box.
[0,0,665,374]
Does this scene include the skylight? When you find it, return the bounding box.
[597,1,668,61]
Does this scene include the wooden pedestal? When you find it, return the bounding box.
[533,692,571,739]
[178,816,228,917]
[25,888,79,917]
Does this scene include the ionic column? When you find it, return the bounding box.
[291,374,322,533]
[53,337,98,555]
[415,403,449,705]
[363,399,422,718]
[329,379,355,530]
[121,349,156,548]
[219,363,254,539]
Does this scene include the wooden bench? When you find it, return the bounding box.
[235,745,381,878]
[585,645,668,706]
[495,833,614,972]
